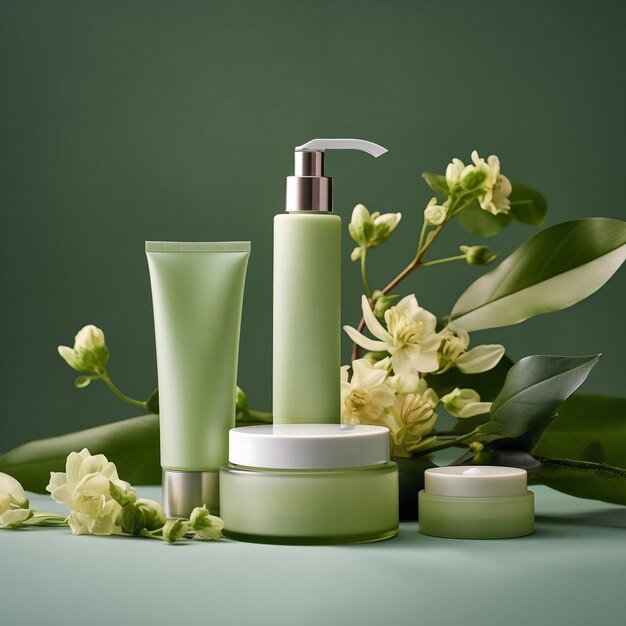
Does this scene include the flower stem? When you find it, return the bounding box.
[100,372,148,409]
[420,254,466,268]
[360,248,373,297]
[418,429,481,454]
[23,512,68,527]
[416,219,429,256]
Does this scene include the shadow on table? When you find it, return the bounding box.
[536,507,626,529]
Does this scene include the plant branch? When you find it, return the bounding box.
[350,222,445,361]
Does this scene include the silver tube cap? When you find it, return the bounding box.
[162,469,220,519]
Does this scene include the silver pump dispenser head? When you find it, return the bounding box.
[285,138,388,212]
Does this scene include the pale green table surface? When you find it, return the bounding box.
[2,486,624,626]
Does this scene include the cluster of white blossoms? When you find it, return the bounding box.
[1,452,224,542]
[342,295,504,456]
[423,150,513,226]
[47,448,132,535]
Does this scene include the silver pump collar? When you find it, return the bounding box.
[285,150,333,213]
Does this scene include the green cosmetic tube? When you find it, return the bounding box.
[146,241,250,518]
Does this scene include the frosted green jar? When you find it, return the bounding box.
[419,466,534,539]
[220,424,399,544]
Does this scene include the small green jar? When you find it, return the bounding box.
[220,424,399,545]
[419,466,534,539]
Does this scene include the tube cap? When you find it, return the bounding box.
[162,469,220,518]
[228,424,390,469]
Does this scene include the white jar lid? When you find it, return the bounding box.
[228,424,390,469]
[424,466,528,497]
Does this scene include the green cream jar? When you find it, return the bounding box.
[220,424,399,544]
[419,466,534,539]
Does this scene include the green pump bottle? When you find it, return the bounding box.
[273,138,388,424]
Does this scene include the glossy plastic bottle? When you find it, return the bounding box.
[273,139,388,424]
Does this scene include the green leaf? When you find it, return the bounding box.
[476,354,600,442]
[450,218,626,331]
[533,394,626,468]
[456,200,513,237]
[531,458,626,505]
[0,414,161,493]
[74,376,92,389]
[509,181,547,226]
[421,171,449,196]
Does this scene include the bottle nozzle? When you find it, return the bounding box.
[295,138,388,158]
[286,138,388,212]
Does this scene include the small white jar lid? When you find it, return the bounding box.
[425,466,527,497]
[228,424,390,469]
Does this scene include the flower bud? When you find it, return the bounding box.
[441,387,491,418]
[0,472,29,509]
[424,198,448,226]
[373,292,399,318]
[460,245,498,266]
[189,505,224,540]
[445,158,465,189]
[350,246,362,261]
[135,498,166,531]
[348,204,373,245]
[0,474,34,529]
[372,212,402,245]
[109,480,137,507]
[162,518,191,543]
[57,325,109,374]
[348,204,401,250]
[116,503,145,535]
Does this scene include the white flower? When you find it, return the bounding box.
[468,151,511,215]
[424,197,448,225]
[445,151,511,216]
[441,387,491,418]
[344,295,440,375]
[0,473,32,528]
[341,358,396,424]
[190,505,224,540]
[438,328,504,374]
[373,211,402,241]
[439,329,470,367]
[378,379,439,457]
[46,448,129,536]
[480,171,512,215]
[57,325,109,373]
[348,204,401,252]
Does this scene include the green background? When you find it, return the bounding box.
[1,0,625,451]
